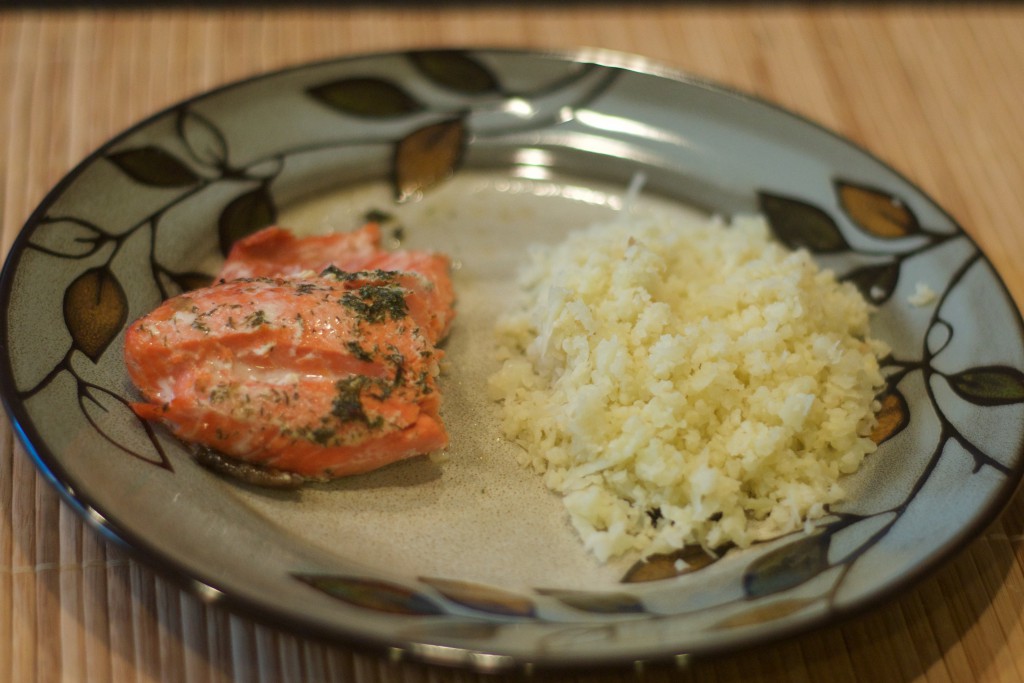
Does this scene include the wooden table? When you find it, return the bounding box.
[3,5,1024,682]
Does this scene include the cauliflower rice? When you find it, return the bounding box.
[488,212,889,562]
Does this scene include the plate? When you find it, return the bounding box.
[3,48,1024,672]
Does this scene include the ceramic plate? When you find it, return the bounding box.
[3,49,1024,672]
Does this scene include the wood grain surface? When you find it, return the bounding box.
[3,5,1024,682]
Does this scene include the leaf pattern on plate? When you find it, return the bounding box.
[621,544,720,583]
[409,50,500,94]
[758,192,850,253]
[107,146,200,188]
[842,261,901,305]
[871,388,910,445]
[419,577,536,617]
[28,218,111,259]
[218,184,278,256]
[63,267,128,362]
[393,117,467,202]
[79,384,172,469]
[743,532,831,599]
[946,365,1024,406]
[537,589,646,614]
[711,598,815,630]
[177,109,229,168]
[294,574,445,616]
[837,181,920,239]
[308,77,424,118]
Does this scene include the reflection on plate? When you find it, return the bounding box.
[2,49,1023,672]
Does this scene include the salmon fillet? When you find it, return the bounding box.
[217,223,383,281]
[125,225,456,483]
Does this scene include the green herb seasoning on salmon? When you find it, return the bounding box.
[218,223,455,342]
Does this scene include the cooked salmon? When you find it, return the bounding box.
[124,225,456,483]
[217,223,384,281]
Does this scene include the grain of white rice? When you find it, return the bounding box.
[908,282,938,307]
